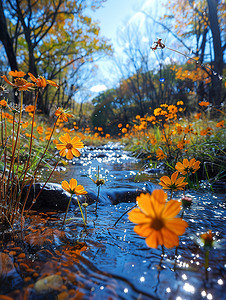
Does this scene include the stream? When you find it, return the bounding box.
[0,143,225,299]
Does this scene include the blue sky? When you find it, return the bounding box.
[87,0,164,93]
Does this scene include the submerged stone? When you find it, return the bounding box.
[34,274,63,293]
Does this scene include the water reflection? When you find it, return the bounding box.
[1,143,225,299]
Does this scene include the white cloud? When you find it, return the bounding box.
[90,84,107,93]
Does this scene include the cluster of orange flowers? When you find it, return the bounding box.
[128,158,201,249]
[1,70,59,91]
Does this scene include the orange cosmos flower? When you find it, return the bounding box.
[216,120,224,128]
[55,107,73,122]
[0,99,7,107]
[199,101,210,107]
[2,74,34,91]
[200,230,214,247]
[156,148,167,160]
[8,70,26,77]
[37,126,44,134]
[28,72,59,88]
[177,140,185,150]
[159,171,187,191]
[22,121,29,128]
[25,105,35,113]
[118,123,122,128]
[61,178,87,195]
[194,113,202,120]
[175,158,200,175]
[128,189,188,248]
[56,133,84,160]
[168,104,178,114]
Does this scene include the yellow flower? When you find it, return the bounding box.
[28,72,59,88]
[159,171,187,191]
[175,158,200,175]
[156,148,167,160]
[176,101,184,106]
[128,190,188,248]
[55,107,73,122]
[56,133,84,160]
[61,178,87,195]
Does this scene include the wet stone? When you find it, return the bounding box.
[34,274,63,293]
[0,252,15,276]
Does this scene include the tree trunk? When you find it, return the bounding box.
[0,0,18,71]
[0,0,19,103]
[207,0,223,108]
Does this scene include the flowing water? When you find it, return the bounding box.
[0,143,225,299]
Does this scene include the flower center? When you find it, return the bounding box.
[14,78,27,86]
[152,218,164,230]
[66,143,73,150]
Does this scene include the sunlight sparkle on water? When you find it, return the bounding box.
[140,276,145,282]
[217,279,223,285]
[183,282,195,294]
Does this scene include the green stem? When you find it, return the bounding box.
[62,194,73,225]
[205,249,209,270]
[76,197,86,226]
[96,185,100,211]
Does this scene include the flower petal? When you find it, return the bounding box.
[134,223,153,237]
[128,208,151,224]
[66,149,73,160]
[175,162,184,172]
[59,149,66,157]
[164,218,188,235]
[69,178,77,189]
[161,227,179,248]
[137,193,155,218]
[71,148,81,157]
[61,180,70,192]
[183,159,189,168]
[162,200,181,218]
[145,229,163,248]
[160,176,171,186]
[59,133,71,144]
[171,171,179,183]
[56,144,66,150]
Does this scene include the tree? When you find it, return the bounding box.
[157,0,225,107]
[0,0,112,112]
